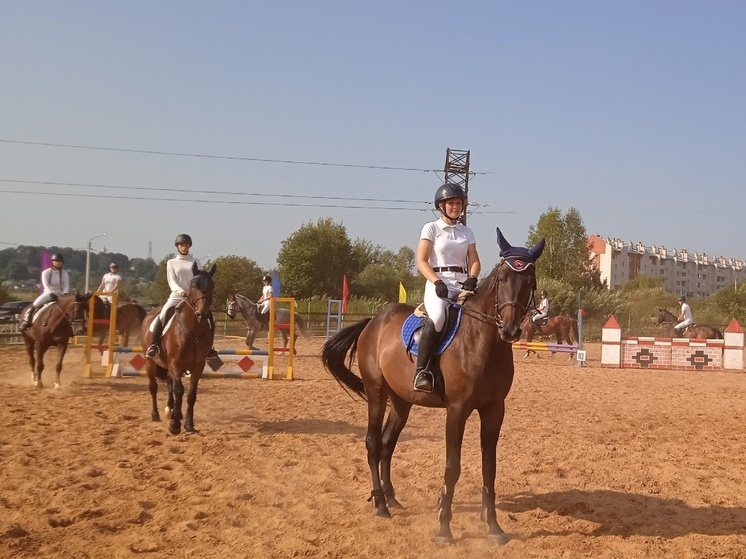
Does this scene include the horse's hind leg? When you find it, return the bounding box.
[477,404,509,545]
[365,387,391,517]
[380,394,412,509]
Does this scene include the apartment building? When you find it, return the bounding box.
[588,235,745,298]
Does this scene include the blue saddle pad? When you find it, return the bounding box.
[401,306,462,356]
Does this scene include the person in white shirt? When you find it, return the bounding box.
[96,262,122,304]
[20,253,70,330]
[256,275,273,328]
[413,183,481,393]
[675,295,693,336]
[146,234,198,358]
[532,290,550,324]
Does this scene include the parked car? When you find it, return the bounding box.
[0,301,32,323]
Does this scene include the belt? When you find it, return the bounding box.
[433,266,466,273]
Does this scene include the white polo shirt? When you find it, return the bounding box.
[420,218,476,270]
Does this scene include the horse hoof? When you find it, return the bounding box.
[168,425,181,435]
[433,535,454,545]
[151,413,161,422]
[386,497,404,509]
[185,424,198,434]
[375,508,391,518]
[488,532,510,545]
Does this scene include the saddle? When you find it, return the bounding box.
[401,290,474,356]
[533,317,549,328]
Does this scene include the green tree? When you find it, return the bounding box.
[211,255,264,307]
[148,255,173,302]
[277,218,354,298]
[527,207,602,290]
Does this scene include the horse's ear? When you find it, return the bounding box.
[207,263,216,276]
[192,261,199,274]
[496,227,510,252]
[528,238,546,260]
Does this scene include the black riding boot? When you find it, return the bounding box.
[146,317,163,358]
[19,306,36,331]
[413,319,440,393]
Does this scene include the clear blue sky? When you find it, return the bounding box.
[1,2,744,273]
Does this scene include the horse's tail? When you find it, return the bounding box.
[572,318,579,344]
[294,312,311,339]
[321,318,370,401]
[136,304,147,323]
[715,328,724,339]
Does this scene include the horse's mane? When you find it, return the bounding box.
[659,308,678,322]
[191,270,214,292]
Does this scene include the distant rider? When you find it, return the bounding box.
[532,289,550,325]
[20,253,69,331]
[674,295,693,336]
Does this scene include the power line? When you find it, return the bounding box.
[0,188,435,211]
[0,138,487,175]
[0,178,429,205]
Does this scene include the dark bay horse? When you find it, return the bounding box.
[655,308,723,339]
[22,293,95,388]
[226,293,310,353]
[94,300,147,349]
[321,228,544,544]
[520,311,578,359]
[141,263,216,435]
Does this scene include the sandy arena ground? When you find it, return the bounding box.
[1,336,745,559]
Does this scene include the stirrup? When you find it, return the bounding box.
[413,370,434,393]
[145,344,160,358]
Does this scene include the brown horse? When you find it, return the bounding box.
[655,308,723,339]
[95,300,147,349]
[22,293,97,388]
[520,311,578,359]
[321,228,544,544]
[226,293,310,353]
[141,263,216,435]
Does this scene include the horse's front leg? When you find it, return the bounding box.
[184,368,203,433]
[24,338,37,386]
[435,405,469,544]
[33,343,47,388]
[147,363,160,421]
[477,404,509,545]
[54,341,69,389]
[380,394,412,509]
[365,389,391,517]
[168,369,185,435]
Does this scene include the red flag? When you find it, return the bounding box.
[342,275,350,313]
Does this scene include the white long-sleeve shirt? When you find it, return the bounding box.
[41,267,69,296]
[166,254,197,297]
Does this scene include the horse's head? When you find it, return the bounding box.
[71,292,93,335]
[492,227,545,342]
[226,293,238,319]
[187,262,216,322]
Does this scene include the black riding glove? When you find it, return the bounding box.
[434,280,449,299]
[462,276,478,293]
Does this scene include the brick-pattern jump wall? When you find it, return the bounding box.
[621,337,672,370]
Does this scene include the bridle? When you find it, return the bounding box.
[456,260,536,328]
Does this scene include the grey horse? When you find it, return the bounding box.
[227,293,310,354]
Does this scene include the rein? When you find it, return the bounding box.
[454,261,535,328]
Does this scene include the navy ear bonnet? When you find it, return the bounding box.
[496,227,545,271]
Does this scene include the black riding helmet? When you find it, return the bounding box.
[51,253,64,262]
[434,183,466,209]
[174,233,193,247]
[262,275,272,283]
